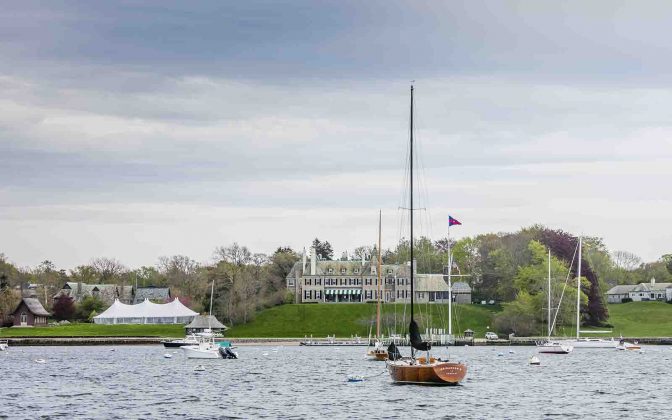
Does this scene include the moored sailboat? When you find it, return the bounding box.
[366,210,388,361]
[385,85,467,385]
[537,249,573,354]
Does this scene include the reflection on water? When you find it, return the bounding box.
[1,344,670,418]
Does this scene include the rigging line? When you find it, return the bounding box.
[550,242,579,335]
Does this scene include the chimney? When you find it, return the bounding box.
[651,277,656,287]
[361,252,365,266]
[302,247,307,273]
[413,259,417,275]
[310,246,317,275]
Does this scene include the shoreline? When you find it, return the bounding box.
[4,336,672,346]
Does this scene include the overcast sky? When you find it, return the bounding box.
[1,1,671,269]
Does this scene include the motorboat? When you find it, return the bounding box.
[366,339,389,361]
[529,356,541,365]
[162,335,199,348]
[0,340,8,351]
[616,339,641,351]
[561,337,617,349]
[182,331,238,359]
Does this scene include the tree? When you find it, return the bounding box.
[312,238,334,260]
[52,296,76,321]
[157,255,201,295]
[77,296,106,321]
[214,243,252,266]
[662,254,672,276]
[69,265,98,284]
[90,257,127,282]
[611,250,642,271]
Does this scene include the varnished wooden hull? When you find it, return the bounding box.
[386,359,467,385]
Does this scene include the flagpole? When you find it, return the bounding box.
[447,222,452,336]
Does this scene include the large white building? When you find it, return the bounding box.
[286,248,471,304]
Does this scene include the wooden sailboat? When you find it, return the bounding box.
[385,85,467,385]
[367,210,388,361]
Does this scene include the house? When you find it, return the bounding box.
[606,278,672,303]
[185,315,228,335]
[628,278,672,302]
[606,285,637,303]
[132,286,171,304]
[286,247,472,304]
[53,282,134,306]
[11,297,51,327]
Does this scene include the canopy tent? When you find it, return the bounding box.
[93,297,198,324]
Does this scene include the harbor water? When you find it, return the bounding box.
[1,345,670,419]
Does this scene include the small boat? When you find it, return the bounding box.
[34,358,46,364]
[529,356,541,365]
[616,339,641,351]
[365,211,388,362]
[162,335,199,348]
[347,375,364,382]
[194,365,206,372]
[164,353,173,358]
[0,340,8,351]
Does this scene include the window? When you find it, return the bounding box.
[328,268,334,274]
[371,267,376,275]
[315,278,322,286]
[341,268,346,274]
[365,278,371,286]
[316,291,322,299]
[354,268,360,274]
[387,269,393,274]
[288,279,295,287]
[20,312,27,324]
[305,278,312,286]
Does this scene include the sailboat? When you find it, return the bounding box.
[537,249,573,354]
[561,237,616,349]
[367,210,388,361]
[385,85,467,385]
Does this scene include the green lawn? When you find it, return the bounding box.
[0,323,184,338]
[597,301,672,337]
[227,303,501,338]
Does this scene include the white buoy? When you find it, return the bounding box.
[529,356,541,365]
[110,348,116,352]
[497,352,504,357]
[194,365,205,371]
[164,353,172,358]
[34,359,46,364]
[262,352,269,356]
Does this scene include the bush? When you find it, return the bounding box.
[621,298,633,303]
[283,291,295,304]
[52,296,77,321]
[76,296,106,321]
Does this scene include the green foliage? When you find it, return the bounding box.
[76,296,106,321]
[312,238,334,260]
[52,297,77,321]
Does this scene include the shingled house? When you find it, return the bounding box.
[11,297,51,327]
[53,282,134,306]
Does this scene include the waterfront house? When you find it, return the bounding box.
[11,297,50,327]
[286,247,472,304]
[606,278,672,303]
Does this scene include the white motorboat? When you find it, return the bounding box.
[181,331,222,359]
[0,340,8,351]
[529,355,541,365]
[562,337,617,349]
[616,339,641,351]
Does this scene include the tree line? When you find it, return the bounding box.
[1,226,671,333]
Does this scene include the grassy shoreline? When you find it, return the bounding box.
[2,302,671,339]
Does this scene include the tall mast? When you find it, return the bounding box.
[209,280,215,316]
[548,249,551,337]
[409,85,415,323]
[448,245,452,336]
[576,236,582,340]
[376,210,382,339]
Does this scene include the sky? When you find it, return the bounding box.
[1,0,671,269]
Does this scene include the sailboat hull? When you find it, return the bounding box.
[386,360,467,385]
[561,339,617,349]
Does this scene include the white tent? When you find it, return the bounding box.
[93,297,198,325]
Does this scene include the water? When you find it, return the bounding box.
[1,345,670,419]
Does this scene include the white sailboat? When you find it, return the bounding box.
[561,237,616,349]
[537,249,573,354]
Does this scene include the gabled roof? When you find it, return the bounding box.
[14,298,51,317]
[185,314,228,330]
[606,285,637,295]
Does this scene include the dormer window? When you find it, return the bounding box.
[354,268,360,274]
[340,268,346,274]
[387,269,393,274]
[371,267,376,275]
[328,268,334,274]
